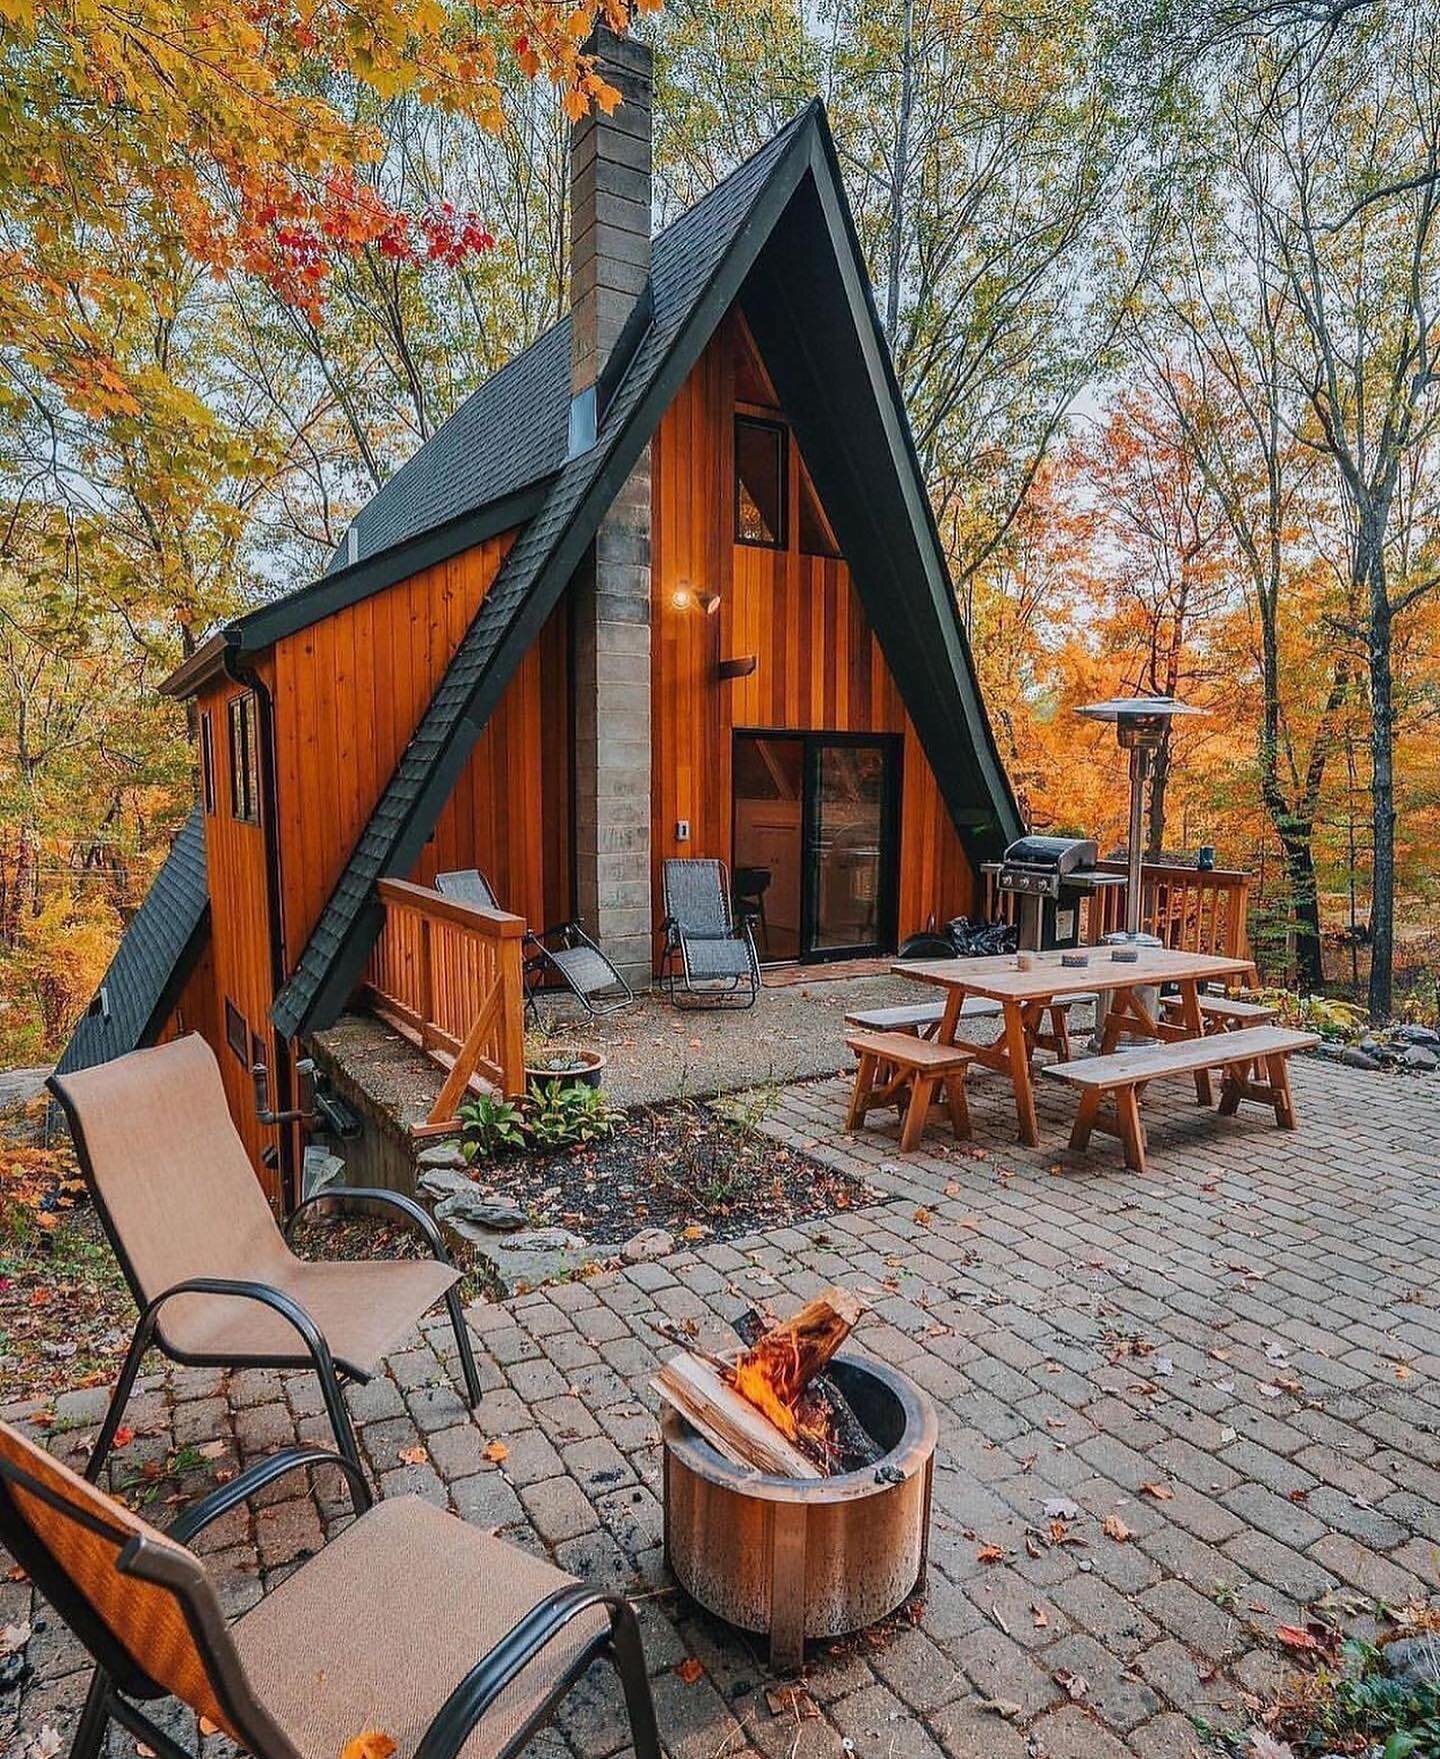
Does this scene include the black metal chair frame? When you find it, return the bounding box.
[48,1074,484,1485]
[434,870,635,1019]
[0,1443,660,1759]
[658,859,761,1010]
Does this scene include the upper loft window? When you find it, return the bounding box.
[199,712,216,815]
[735,417,787,548]
[227,691,261,824]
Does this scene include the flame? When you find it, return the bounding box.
[729,1343,839,1469]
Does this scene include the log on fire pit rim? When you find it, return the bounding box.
[660,1353,939,1671]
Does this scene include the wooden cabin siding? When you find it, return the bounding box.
[156,935,220,1052]
[194,670,283,1203]
[650,314,976,953]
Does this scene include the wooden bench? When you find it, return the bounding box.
[845,1030,976,1153]
[844,993,1096,1037]
[1043,1026,1320,1174]
[1161,993,1281,1032]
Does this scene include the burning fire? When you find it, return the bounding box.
[729,1338,839,1468]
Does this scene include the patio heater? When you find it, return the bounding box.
[1075,696,1204,946]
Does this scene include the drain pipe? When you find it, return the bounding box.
[221,643,297,1212]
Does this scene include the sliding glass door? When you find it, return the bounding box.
[732,731,900,962]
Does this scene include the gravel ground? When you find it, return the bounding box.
[532,971,964,1105]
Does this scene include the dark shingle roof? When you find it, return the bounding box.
[55,809,209,1076]
[335,318,574,571]
[273,109,817,1036]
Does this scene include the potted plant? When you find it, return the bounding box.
[523,1029,607,1092]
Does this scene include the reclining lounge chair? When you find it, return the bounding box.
[0,1421,660,1759]
[434,869,635,1017]
[48,1035,484,1481]
[659,859,761,1008]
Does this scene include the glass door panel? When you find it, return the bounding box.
[732,734,804,961]
[805,742,892,956]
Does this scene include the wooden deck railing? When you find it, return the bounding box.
[364,878,526,1133]
[984,861,1252,961]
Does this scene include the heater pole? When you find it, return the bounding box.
[1125,745,1150,940]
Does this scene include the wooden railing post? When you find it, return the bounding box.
[496,927,525,1098]
[417,911,434,1052]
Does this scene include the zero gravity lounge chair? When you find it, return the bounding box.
[659,859,761,1008]
[434,869,635,1017]
[0,1421,660,1759]
[47,1035,483,1481]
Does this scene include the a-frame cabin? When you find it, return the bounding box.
[58,33,1021,1207]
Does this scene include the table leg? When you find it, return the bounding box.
[937,986,964,1045]
[1175,979,1214,1106]
[1002,998,1040,1146]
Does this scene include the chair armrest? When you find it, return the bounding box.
[413,1585,629,1759]
[285,1187,452,1265]
[166,1445,373,1543]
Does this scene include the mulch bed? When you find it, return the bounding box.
[467,1098,878,1248]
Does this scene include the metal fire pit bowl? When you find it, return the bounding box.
[660,1354,938,1671]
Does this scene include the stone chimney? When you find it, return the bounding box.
[570,25,655,986]
[570,25,653,412]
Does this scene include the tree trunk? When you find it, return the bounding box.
[1366,545,1396,1019]
[1279,832,1325,991]
[884,0,915,340]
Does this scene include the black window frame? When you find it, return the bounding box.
[734,415,789,550]
[199,711,216,815]
[227,692,261,825]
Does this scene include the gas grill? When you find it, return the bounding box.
[983,836,1122,951]
[995,836,1099,901]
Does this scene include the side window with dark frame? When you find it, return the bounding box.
[199,712,216,815]
[735,416,787,548]
[227,692,261,824]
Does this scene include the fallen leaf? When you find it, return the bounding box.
[1275,1624,1320,1651]
[913,1206,933,1226]
[978,1698,1022,1720]
[674,1657,704,1684]
[1247,1731,1296,1759]
[398,1447,429,1467]
[1102,1513,1132,1542]
[1054,1667,1089,1700]
[764,1684,819,1719]
[1031,1604,1049,1628]
[197,1719,219,1738]
[197,1441,226,1460]
[0,1622,31,1656]
[112,1425,135,1449]
[29,1729,62,1759]
[1139,1482,1174,1501]
[977,1543,1005,1563]
[482,1440,509,1464]
[340,1734,396,1759]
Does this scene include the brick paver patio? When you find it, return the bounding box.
[4,1053,1438,1759]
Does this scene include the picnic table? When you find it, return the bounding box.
[891,945,1259,1146]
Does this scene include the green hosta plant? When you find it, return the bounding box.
[458,1093,528,1159]
[526,1081,624,1150]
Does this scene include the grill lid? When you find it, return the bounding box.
[1001,836,1098,875]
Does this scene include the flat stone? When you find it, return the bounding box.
[1402,1045,1439,1071]
[444,1223,594,1294]
[620,1227,674,1264]
[416,1166,475,1199]
[1341,1046,1382,1071]
[435,1191,529,1232]
[416,1141,468,1169]
[1384,1635,1440,1688]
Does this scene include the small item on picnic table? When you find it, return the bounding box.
[1061,951,1089,968]
[653,1286,877,1476]
[1110,946,1140,962]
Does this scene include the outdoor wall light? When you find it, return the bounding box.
[671,585,722,614]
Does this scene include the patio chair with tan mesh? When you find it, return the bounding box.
[0,1421,660,1759]
[47,1034,484,1482]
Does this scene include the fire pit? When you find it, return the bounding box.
[661,1353,938,1670]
